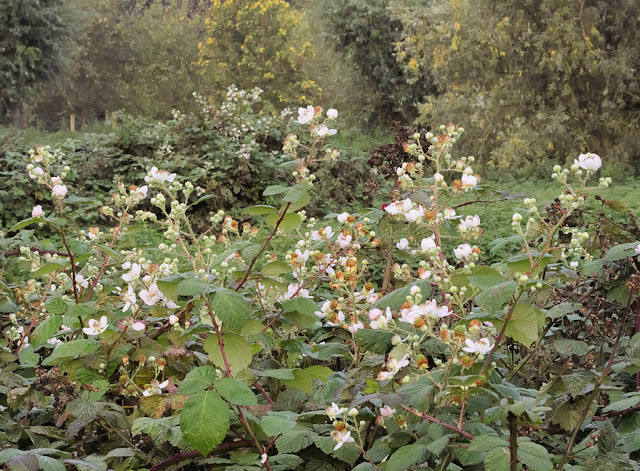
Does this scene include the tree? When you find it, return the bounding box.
[0,0,70,128]
[197,0,319,109]
[393,0,640,174]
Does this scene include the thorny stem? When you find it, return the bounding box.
[236,202,292,291]
[402,405,474,440]
[506,319,555,382]
[509,412,519,471]
[556,298,633,470]
[149,441,253,471]
[479,292,523,377]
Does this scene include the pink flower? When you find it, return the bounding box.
[32,205,44,218]
[327,109,338,119]
[461,174,477,187]
[454,244,472,259]
[145,167,176,183]
[52,184,68,197]
[296,105,315,124]
[380,405,396,417]
[139,283,164,306]
[131,321,146,332]
[337,212,349,223]
[575,152,602,171]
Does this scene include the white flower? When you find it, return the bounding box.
[121,263,142,282]
[47,337,63,347]
[75,274,89,289]
[371,307,392,329]
[261,454,268,464]
[454,244,472,259]
[166,300,179,309]
[142,379,170,397]
[405,206,425,223]
[386,355,410,375]
[337,233,352,248]
[461,174,477,187]
[380,405,395,417]
[139,283,164,306]
[396,238,409,250]
[29,167,44,179]
[317,126,337,137]
[462,338,494,354]
[296,105,315,124]
[137,185,148,197]
[52,184,68,197]
[368,308,383,320]
[434,173,444,183]
[122,285,137,312]
[337,212,349,223]
[32,205,44,218]
[83,316,108,336]
[169,314,179,325]
[327,108,338,119]
[443,208,457,219]
[635,243,640,255]
[421,236,437,251]
[284,284,311,300]
[333,430,355,451]
[570,261,579,268]
[458,215,480,231]
[575,152,602,171]
[326,402,345,420]
[145,167,176,183]
[347,321,364,334]
[131,321,146,332]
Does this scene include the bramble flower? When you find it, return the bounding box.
[575,152,602,171]
[169,314,179,325]
[296,105,315,124]
[121,263,142,282]
[131,321,146,332]
[122,285,137,312]
[405,206,425,222]
[443,208,457,219]
[47,337,63,347]
[327,108,338,119]
[332,430,355,451]
[337,212,349,223]
[462,338,494,355]
[75,274,89,289]
[326,402,345,420]
[32,205,44,218]
[317,126,337,137]
[461,174,477,187]
[140,283,164,306]
[635,244,640,255]
[83,316,108,336]
[347,321,364,333]
[458,215,480,231]
[52,181,68,197]
[454,244,472,259]
[396,238,409,250]
[421,236,436,251]
[29,167,44,179]
[145,167,176,183]
[370,307,392,329]
[142,379,170,397]
[380,405,396,417]
[337,233,352,248]
[284,284,311,300]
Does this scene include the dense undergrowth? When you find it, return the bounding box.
[1,100,640,471]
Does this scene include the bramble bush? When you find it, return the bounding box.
[1,105,640,471]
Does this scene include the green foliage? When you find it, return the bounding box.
[393,0,640,174]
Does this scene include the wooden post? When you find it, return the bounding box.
[70,114,76,132]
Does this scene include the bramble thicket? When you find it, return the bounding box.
[2,1,640,471]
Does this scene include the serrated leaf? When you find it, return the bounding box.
[33,261,69,277]
[262,261,291,276]
[8,217,45,233]
[372,280,432,311]
[180,390,230,456]
[209,288,249,333]
[604,242,640,261]
[282,182,311,203]
[484,446,509,471]
[7,453,39,471]
[203,333,252,377]
[504,303,539,347]
[263,185,288,196]
[257,369,296,380]
[547,302,580,319]
[304,365,333,382]
[386,444,429,471]
[177,277,213,296]
[354,329,394,354]
[214,378,257,405]
[553,339,590,356]
[260,413,297,436]
[468,435,508,453]
[518,441,553,470]
[315,436,360,466]
[282,369,313,394]
[31,315,63,349]
[475,281,517,314]
[602,394,640,412]
[42,339,100,366]
[275,427,317,453]
[266,212,301,232]
[243,204,278,215]
[177,366,218,395]
[43,298,67,315]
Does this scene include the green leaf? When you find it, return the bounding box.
[263,185,288,196]
[546,302,580,320]
[475,281,517,314]
[260,413,298,436]
[266,212,301,232]
[504,303,539,347]
[561,372,594,398]
[257,369,296,380]
[157,279,179,301]
[604,242,640,261]
[372,280,432,311]
[31,315,62,349]
[386,444,430,471]
[42,339,100,366]
[180,390,230,456]
[354,329,394,354]
[275,427,316,453]
[602,394,640,412]
[18,347,39,368]
[177,366,218,395]
[66,302,97,320]
[262,261,291,276]
[209,288,249,333]
[177,277,213,297]
[282,369,313,394]
[8,217,45,233]
[7,453,38,471]
[282,182,311,203]
[518,441,553,470]
[214,378,257,405]
[484,446,509,471]
[304,365,333,382]
[315,436,360,466]
[95,244,121,260]
[203,333,252,377]
[243,205,278,215]
[280,297,319,328]
[33,261,69,277]
[468,435,508,453]
[553,339,590,357]
[43,298,67,315]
